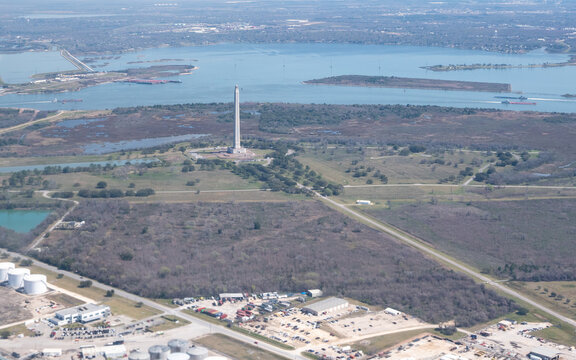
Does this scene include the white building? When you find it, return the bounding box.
[42,349,62,357]
[81,345,127,359]
[355,200,372,205]
[307,289,323,297]
[50,303,110,325]
[385,307,402,316]
[219,293,244,299]
[302,297,349,316]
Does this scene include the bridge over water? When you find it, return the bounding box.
[60,49,94,72]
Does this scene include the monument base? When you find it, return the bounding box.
[227,147,247,154]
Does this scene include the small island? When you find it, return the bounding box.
[304,75,511,93]
[0,64,197,96]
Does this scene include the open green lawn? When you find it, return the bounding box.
[346,329,436,356]
[146,315,190,332]
[298,146,492,185]
[508,281,576,321]
[337,185,576,207]
[196,333,290,360]
[45,167,263,193]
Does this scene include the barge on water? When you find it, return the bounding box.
[495,96,528,100]
[501,100,536,105]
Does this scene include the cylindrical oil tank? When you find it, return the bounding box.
[129,350,151,360]
[23,274,48,295]
[186,347,208,360]
[0,262,15,282]
[168,339,190,353]
[149,345,170,360]
[8,268,30,288]
[166,353,189,360]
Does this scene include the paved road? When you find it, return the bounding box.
[343,183,576,190]
[463,163,491,186]
[317,193,576,328]
[0,110,65,135]
[26,191,79,251]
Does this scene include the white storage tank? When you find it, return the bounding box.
[166,353,189,360]
[149,345,170,360]
[0,262,15,282]
[186,347,208,360]
[168,339,190,353]
[8,268,30,288]
[23,274,48,295]
[129,350,151,360]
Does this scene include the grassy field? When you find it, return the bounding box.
[338,184,576,205]
[196,333,290,360]
[2,323,35,337]
[27,265,161,320]
[346,329,435,355]
[46,293,84,307]
[100,297,161,320]
[508,281,576,320]
[44,166,263,193]
[362,199,576,282]
[298,146,490,185]
[146,315,190,332]
[531,324,576,346]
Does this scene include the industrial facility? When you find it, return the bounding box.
[7,268,30,289]
[301,297,349,316]
[23,274,48,295]
[0,263,49,295]
[144,340,218,360]
[50,303,111,325]
[0,262,15,282]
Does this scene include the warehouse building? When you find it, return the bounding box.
[302,297,349,316]
[527,347,560,360]
[50,303,110,325]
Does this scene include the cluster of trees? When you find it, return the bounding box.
[345,165,388,184]
[472,151,564,185]
[75,188,155,198]
[257,103,479,134]
[233,145,343,196]
[3,163,153,189]
[35,200,516,327]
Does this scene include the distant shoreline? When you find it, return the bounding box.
[422,56,576,72]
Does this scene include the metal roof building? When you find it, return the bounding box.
[528,347,560,360]
[301,297,349,316]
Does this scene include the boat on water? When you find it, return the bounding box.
[501,100,536,105]
[52,98,83,103]
[58,99,83,103]
[495,96,528,100]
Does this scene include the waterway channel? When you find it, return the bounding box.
[1,43,576,112]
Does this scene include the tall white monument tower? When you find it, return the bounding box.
[228,85,246,154]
